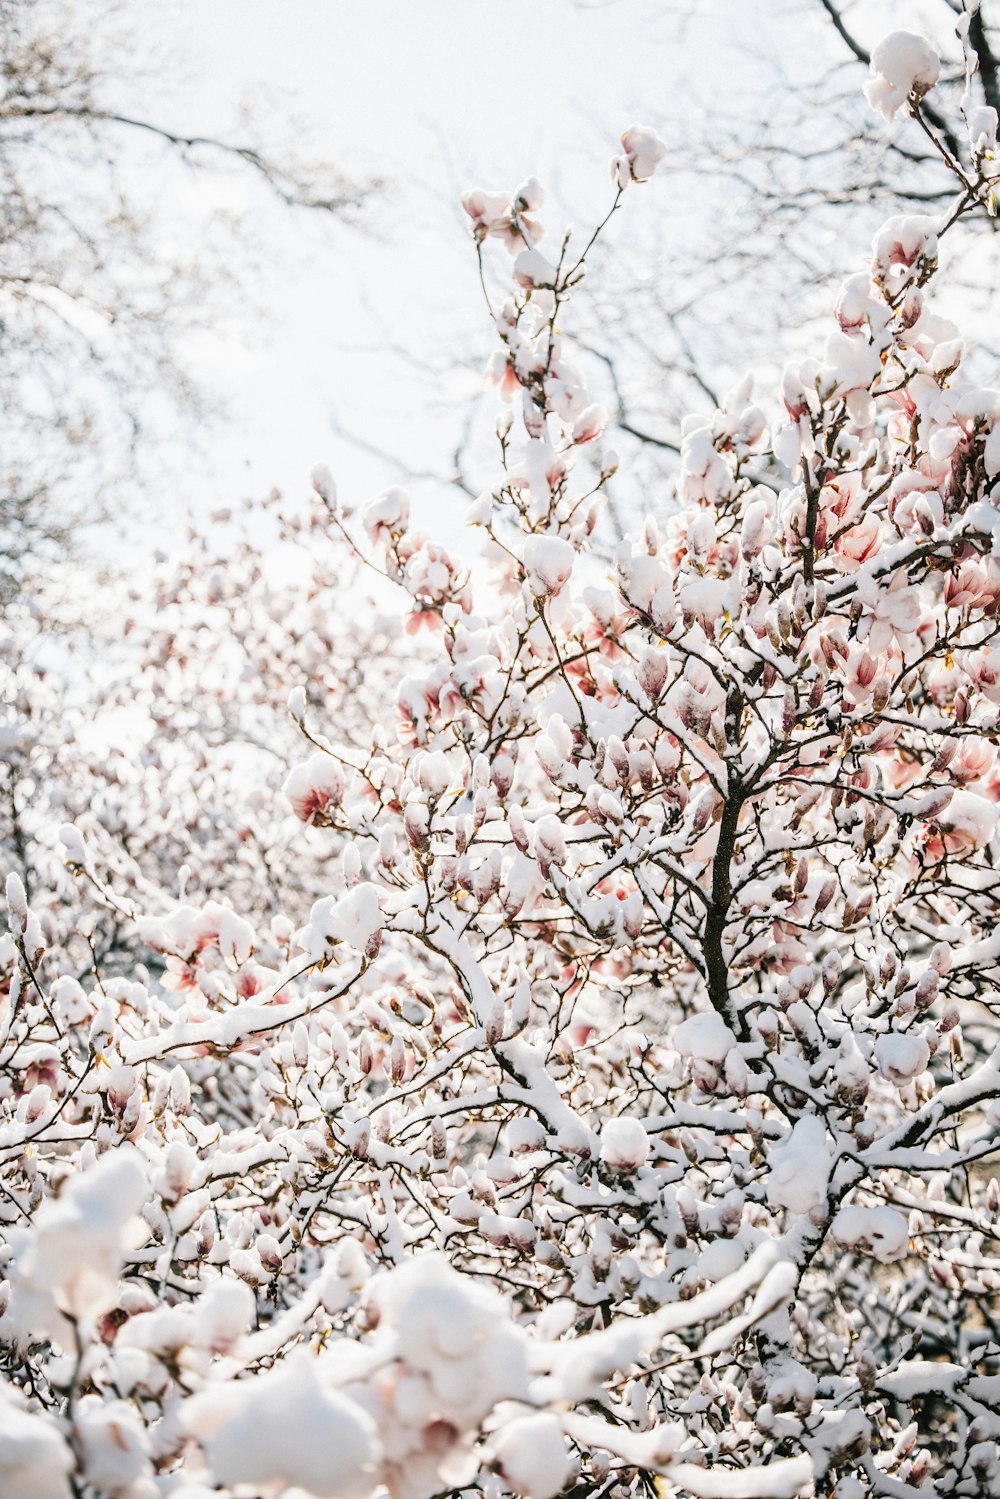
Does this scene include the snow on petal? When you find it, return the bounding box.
[673,1011,736,1064]
[865,31,940,122]
[766,1116,831,1215]
[299,883,383,961]
[523,535,575,596]
[184,1352,380,1499]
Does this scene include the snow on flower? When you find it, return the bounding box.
[766,1116,831,1215]
[874,1032,931,1086]
[612,123,667,186]
[673,1011,736,1064]
[865,31,940,122]
[11,1146,148,1327]
[184,1353,380,1498]
[523,534,575,596]
[0,1384,74,1499]
[491,1413,570,1499]
[283,750,347,823]
[599,1115,649,1171]
[831,1205,909,1263]
[298,882,383,960]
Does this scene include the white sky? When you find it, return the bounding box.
[102,0,965,544]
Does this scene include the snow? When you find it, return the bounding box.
[599,1115,649,1171]
[523,535,575,596]
[874,1032,930,1087]
[17,1146,148,1324]
[673,1011,736,1063]
[830,1205,909,1263]
[765,1115,831,1215]
[492,1413,570,1499]
[371,1255,530,1419]
[298,883,383,960]
[878,1360,963,1400]
[865,32,940,122]
[696,1238,746,1284]
[184,1352,379,1498]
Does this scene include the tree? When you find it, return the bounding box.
[3,22,1000,1499]
[572,0,1000,512]
[0,0,371,599]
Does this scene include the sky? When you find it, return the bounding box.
[89,0,974,547]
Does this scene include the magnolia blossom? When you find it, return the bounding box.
[865,31,940,122]
[184,1355,379,1498]
[612,122,667,185]
[283,751,347,823]
[523,534,575,595]
[599,1115,649,1171]
[831,1206,909,1264]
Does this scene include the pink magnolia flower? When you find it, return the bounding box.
[832,511,882,572]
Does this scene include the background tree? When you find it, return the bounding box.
[557,0,1000,519]
[0,0,372,599]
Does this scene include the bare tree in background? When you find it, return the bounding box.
[571,0,1000,509]
[0,0,373,599]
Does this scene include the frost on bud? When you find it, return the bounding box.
[58,823,87,867]
[257,1234,283,1276]
[484,994,505,1046]
[504,804,526,855]
[492,749,515,798]
[347,1118,371,1158]
[740,498,770,560]
[404,800,430,853]
[342,843,362,889]
[292,1020,310,1069]
[417,750,451,797]
[390,1033,407,1085]
[378,828,397,869]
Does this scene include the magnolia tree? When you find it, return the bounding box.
[0,490,407,971]
[4,21,1000,1499]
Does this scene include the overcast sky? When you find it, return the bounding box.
[100,0,962,542]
